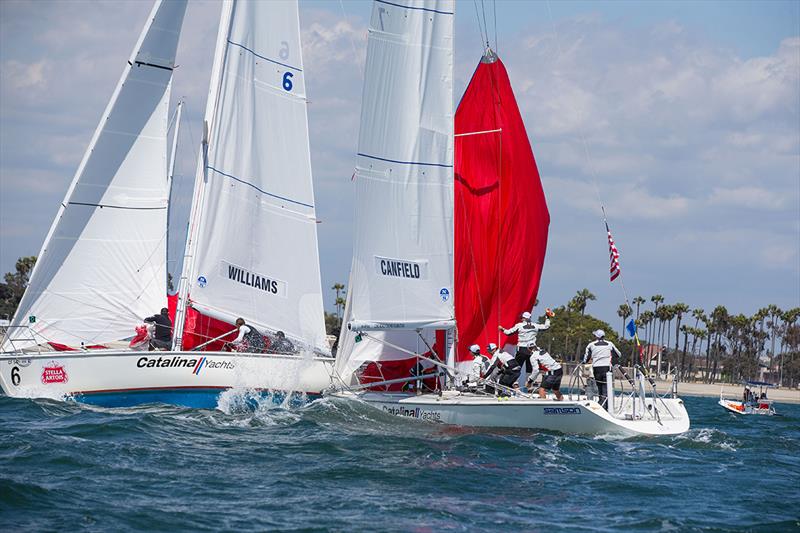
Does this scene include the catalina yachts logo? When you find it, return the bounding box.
[439,288,450,302]
[197,276,207,288]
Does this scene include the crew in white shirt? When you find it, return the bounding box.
[498,308,554,374]
[526,349,564,400]
[464,344,489,387]
[582,329,621,409]
[482,343,520,394]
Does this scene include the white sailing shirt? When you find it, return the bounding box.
[501,318,550,347]
[531,350,562,372]
[583,339,621,367]
[232,325,251,345]
[466,355,489,384]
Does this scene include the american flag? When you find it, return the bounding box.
[606,221,621,282]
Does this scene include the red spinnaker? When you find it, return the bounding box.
[454,52,550,363]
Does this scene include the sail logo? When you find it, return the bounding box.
[41,361,68,384]
[382,405,441,421]
[221,261,287,297]
[439,288,450,301]
[375,256,428,280]
[137,356,235,373]
[197,276,208,288]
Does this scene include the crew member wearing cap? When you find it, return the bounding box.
[498,308,553,377]
[582,329,621,409]
[526,349,564,400]
[483,343,520,394]
[464,344,489,388]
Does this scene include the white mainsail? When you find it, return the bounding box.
[336,0,455,378]
[2,0,187,351]
[175,0,327,353]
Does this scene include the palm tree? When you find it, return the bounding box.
[766,304,783,382]
[649,294,664,352]
[573,289,596,316]
[708,305,729,383]
[633,296,646,323]
[331,283,346,324]
[617,303,632,338]
[673,302,690,354]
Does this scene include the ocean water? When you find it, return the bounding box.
[1,392,798,532]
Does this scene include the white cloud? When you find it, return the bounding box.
[708,186,788,210]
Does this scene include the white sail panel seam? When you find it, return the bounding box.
[357,153,453,168]
[226,39,302,72]
[374,0,454,16]
[206,166,314,208]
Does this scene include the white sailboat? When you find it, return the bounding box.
[330,0,690,437]
[0,0,333,408]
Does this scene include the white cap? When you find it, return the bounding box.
[593,329,605,338]
[521,311,532,320]
[469,344,480,354]
[487,343,497,351]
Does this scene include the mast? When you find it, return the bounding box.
[166,99,183,292]
[173,0,234,351]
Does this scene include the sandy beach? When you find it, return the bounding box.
[668,381,800,404]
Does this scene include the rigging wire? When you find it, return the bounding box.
[338,0,361,65]
[544,0,635,321]
[493,0,499,55]
[480,0,491,48]
[472,0,487,52]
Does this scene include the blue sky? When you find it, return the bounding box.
[1,0,798,334]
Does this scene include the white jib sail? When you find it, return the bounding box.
[2,0,187,351]
[180,0,328,353]
[336,0,455,378]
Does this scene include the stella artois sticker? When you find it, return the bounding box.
[41,361,68,384]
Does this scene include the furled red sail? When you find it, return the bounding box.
[454,51,550,364]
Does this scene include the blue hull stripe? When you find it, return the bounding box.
[72,388,321,409]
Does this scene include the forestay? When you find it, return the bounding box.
[178,0,327,353]
[2,0,187,351]
[337,0,455,378]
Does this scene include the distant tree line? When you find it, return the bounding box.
[0,256,36,320]
[538,289,799,388]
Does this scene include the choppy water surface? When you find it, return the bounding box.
[1,393,798,531]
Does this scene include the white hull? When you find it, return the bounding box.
[0,350,334,408]
[334,390,690,437]
[718,398,776,416]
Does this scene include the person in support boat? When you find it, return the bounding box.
[482,343,520,394]
[464,344,489,388]
[226,317,265,353]
[526,349,564,401]
[498,308,553,378]
[582,329,621,409]
[143,307,172,350]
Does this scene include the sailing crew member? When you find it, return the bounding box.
[464,344,489,387]
[498,308,553,375]
[226,318,266,353]
[582,329,621,409]
[268,331,295,354]
[526,349,564,401]
[143,307,172,350]
[483,343,521,394]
